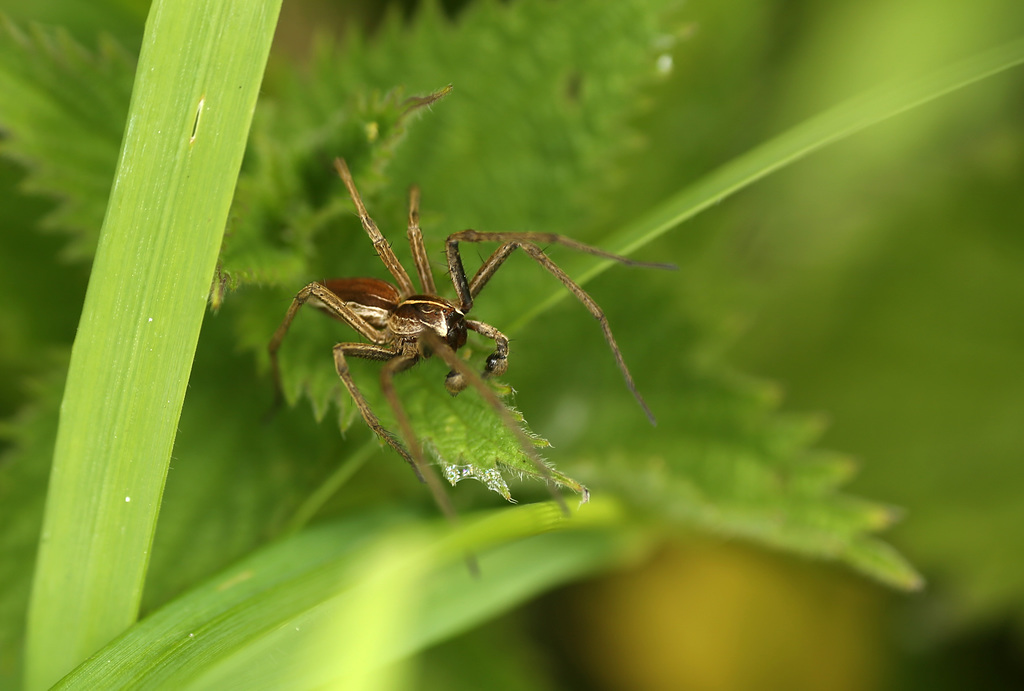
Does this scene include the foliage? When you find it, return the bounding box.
[1,0,1023,688]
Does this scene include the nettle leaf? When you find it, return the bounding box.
[598,376,922,590]
[236,0,678,503]
[0,19,133,260]
[0,357,66,683]
[514,290,923,590]
[380,363,585,502]
[338,0,679,233]
[218,84,453,300]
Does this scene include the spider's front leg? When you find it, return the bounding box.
[444,319,509,396]
[337,343,464,535]
[331,342,420,477]
[269,281,390,409]
[444,231,676,425]
[379,349,462,526]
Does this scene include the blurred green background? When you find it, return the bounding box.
[2,0,1023,689]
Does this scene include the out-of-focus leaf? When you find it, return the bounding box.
[56,501,633,690]
[0,360,65,685]
[728,128,1024,617]
[0,18,134,260]
[509,288,923,590]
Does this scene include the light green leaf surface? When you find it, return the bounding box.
[23,2,282,688]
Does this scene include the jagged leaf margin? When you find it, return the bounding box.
[235,0,681,502]
[0,356,66,683]
[0,18,133,260]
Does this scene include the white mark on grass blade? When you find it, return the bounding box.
[190,95,205,145]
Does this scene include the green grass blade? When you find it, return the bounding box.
[24,1,282,688]
[52,501,626,690]
[512,35,1024,331]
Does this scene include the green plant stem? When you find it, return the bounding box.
[24,1,281,688]
[284,439,378,535]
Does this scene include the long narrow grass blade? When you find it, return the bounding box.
[24,2,282,688]
[511,36,1024,331]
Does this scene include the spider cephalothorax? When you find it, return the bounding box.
[270,158,673,519]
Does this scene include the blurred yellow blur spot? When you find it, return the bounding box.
[564,541,885,691]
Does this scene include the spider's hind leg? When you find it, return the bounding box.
[444,319,510,396]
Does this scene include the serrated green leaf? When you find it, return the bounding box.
[0,18,134,260]
[545,344,924,590]
[217,84,453,301]
[0,358,66,684]
[385,363,585,501]
[340,0,678,234]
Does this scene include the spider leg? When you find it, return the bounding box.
[378,350,464,527]
[330,342,419,470]
[420,330,576,516]
[445,230,676,310]
[406,184,438,294]
[269,281,390,409]
[337,343,478,572]
[445,231,667,425]
[444,319,509,395]
[334,158,417,297]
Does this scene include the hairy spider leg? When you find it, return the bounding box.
[331,342,418,472]
[445,230,672,425]
[268,281,390,409]
[406,184,438,294]
[377,350,467,525]
[334,158,417,297]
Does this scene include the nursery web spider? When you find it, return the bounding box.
[269,158,672,520]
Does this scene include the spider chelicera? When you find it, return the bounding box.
[269,158,673,519]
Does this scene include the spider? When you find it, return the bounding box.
[269,158,673,519]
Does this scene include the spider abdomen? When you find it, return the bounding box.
[317,277,400,328]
